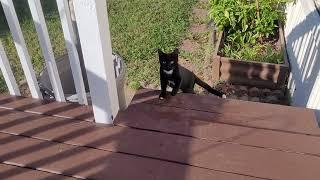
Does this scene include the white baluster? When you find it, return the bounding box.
[0,0,42,99]
[73,0,119,124]
[28,0,65,102]
[0,40,21,96]
[56,0,88,105]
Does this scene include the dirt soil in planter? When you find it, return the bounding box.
[210,82,289,105]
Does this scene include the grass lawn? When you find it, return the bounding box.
[175,0,217,93]
[0,0,65,93]
[0,0,196,93]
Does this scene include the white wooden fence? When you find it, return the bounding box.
[0,0,119,124]
[285,0,320,121]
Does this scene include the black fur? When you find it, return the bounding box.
[158,49,224,99]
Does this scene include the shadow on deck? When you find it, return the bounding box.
[0,88,319,180]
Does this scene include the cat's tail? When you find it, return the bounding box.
[195,77,224,97]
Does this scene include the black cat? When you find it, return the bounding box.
[158,49,226,99]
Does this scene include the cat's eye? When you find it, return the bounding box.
[170,61,174,64]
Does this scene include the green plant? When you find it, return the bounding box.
[209,0,289,63]
[128,81,141,90]
[210,0,288,44]
[222,43,283,63]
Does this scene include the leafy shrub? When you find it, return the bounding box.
[222,43,284,64]
[209,0,290,63]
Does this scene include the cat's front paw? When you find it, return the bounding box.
[222,94,227,99]
[171,91,178,96]
[159,92,166,100]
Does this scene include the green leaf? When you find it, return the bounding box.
[224,10,230,19]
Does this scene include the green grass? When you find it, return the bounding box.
[0,0,196,92]
[179,0,215,92]
[108,0,196,89]
[0,0,65,93]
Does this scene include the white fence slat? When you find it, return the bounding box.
[286,0,320,121]
[28,0,65,102]
[67,0,80,47]
[0,0,42,99]
[73,0,119,124]
[56,0,88,105]
[0,40,21,96]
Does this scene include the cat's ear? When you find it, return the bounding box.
[158,49,165,60]
[172,48,179,61]
[158,49,164,56]
[173,48,179,55]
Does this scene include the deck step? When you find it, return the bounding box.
[0,107,319,160]
[0,90,319,179]
[0,106,320,179]
[0,132,261,180]
[0,94,94,121]
[130,89,318,132]
[0,163,76,179]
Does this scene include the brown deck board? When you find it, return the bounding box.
[131,89,318,131]
[0,89,319,180]
[116,102,320,136]
[0,163,76,180]
[0,95,94,121]
[1,107,320,158]
[0,133,260,180]
[1,108,320,179]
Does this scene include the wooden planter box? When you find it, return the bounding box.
[212,24,290,89]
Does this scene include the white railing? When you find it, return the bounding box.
[56,0,87,105]
[0,0,119,124]
[1,0,42,99]
[285,0,320,120]
[73,0,119,123]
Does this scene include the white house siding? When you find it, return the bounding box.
[285,0,320,122]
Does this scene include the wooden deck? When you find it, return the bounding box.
[0,89,319,180]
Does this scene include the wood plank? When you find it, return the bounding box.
[132,89,318,130]
[0,133,259,180]
[0,94,94,121]
[2,107,320,158]
[0,163,76,179]
[116,105,320,155]
[1,109,320,179]
[120,99,320,135]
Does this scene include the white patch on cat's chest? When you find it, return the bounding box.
[163,69,173,75]
[168,80,175,86]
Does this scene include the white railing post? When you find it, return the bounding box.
[73,0,119,124]
[28,0,65,102]
[0,40,21,96]
[56,0,88,105]
[1,0,42,99]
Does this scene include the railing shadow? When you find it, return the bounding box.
[0,86,313,179]
[0,88,236,179]
[286,6,320,122]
